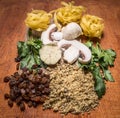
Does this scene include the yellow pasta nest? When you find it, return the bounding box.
[53,1,86,30]
[25,10,52,31]
[80,14,104,39]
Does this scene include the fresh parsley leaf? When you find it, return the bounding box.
[103,49,116,66]
[94,75,106,99]
[103,69,114,82]
[20,55,31,69]
[17,41,29,58]
[93,66,106,99]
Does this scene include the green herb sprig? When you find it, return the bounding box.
[17,38,46,70]
[78,41,116,99]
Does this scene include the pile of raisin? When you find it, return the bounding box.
[4,68,50,111]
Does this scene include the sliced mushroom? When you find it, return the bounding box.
[57,39,73,49]
[61,22,83,40]
[71,40,92,63]
[63,46,80,64]
[41,24,58,45]
[58,39,92,63]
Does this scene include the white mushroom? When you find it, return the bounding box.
[63,46,79,64]
[57,39,74,49]
[58,39,92,63]
[61,22,83,40]
[71,40,92,63]
[41,24,57,45]
[51,32,63,41]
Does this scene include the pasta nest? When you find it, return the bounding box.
[53,1,86,30]
[80,14,104,39]
[25,10,52,31]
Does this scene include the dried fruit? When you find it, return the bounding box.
[20,102,25,111]
[8,100,13,107]
[4,68,50,111]
[4,93,10,99]
[4,76,10,83]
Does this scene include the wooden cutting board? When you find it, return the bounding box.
[0,0,120,118]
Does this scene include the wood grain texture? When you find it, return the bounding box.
[0,0,120,118]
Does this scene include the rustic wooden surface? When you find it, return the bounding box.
[0,0,120,118]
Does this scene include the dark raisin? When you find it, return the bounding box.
[10,89,16,101]
[16,63,20,70]
[25,88,30,94]
[15,57,21,62]
[38,84,44,91]
[38,76,42,82]
[41,77,48,84]
[14,72,19,77]
[19,81,27,89]
[31,89,36,94]
[44,74,50,79]
[44,83,49,88]
[29,70,33,74]
[41,73,45,78]
[38,69,43,74]
[8,99,13,107]
[26,70,31,75]
[13,86,20,92]
[9,79,17,88]
[20,88,26,95]
[36,91,42,96]
[20,102,25,111]
[40,96,46,103]
[31,96,41,102]
[23,95,30,101]
[21,73,27,79]
[4,93,10,99]
[27,101,33,107]
[22,67,28,72]
[35,77,41,84]
[4,76,10,83]
[32,64,38,69]
[18,78,24,83]
[44,88,50,94]
[32,102,37,108]
[28,82,34,89]
[16,97,22,105]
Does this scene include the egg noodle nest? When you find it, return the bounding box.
[25,1,104,39]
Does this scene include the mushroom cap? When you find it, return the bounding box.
[62,22,83,40]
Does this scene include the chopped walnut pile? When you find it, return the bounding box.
[43,63,98,114]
